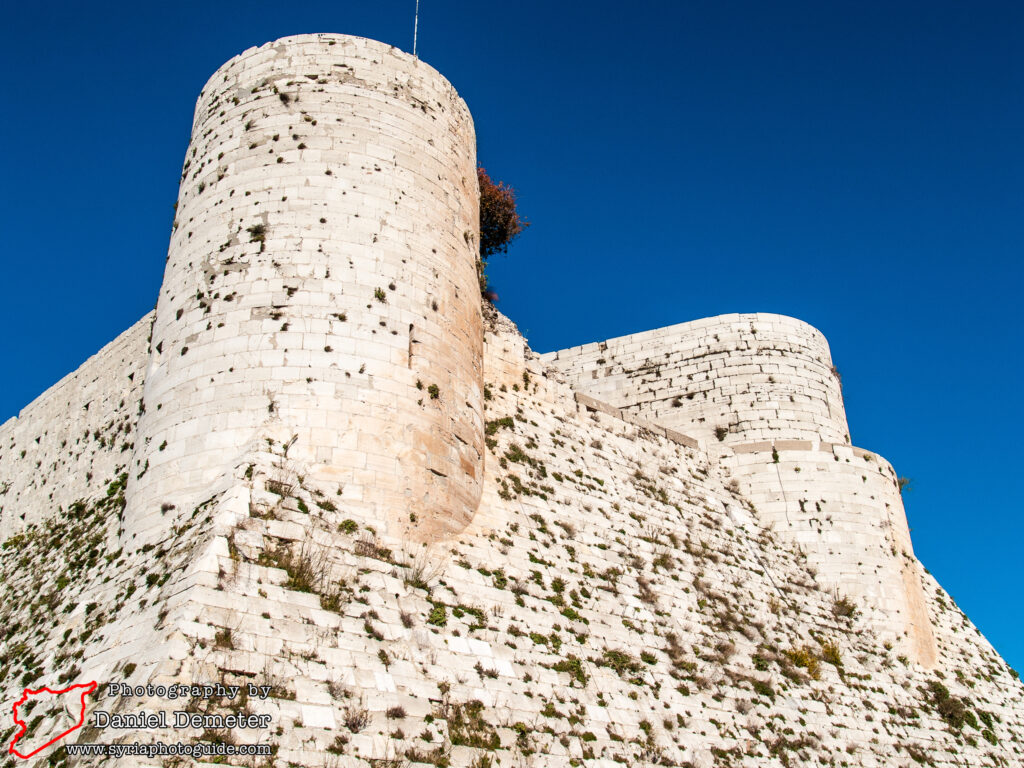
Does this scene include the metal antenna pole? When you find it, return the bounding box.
[413,0,420,58]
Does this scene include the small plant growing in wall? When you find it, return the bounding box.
[783,645,821,680]
[214,628,234,649]
[427,602,448,627]
[343,701,370,733]
[820,639,842,668]
[374,287,387,303]
[832,595,858,620]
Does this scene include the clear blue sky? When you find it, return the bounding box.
[2,2,1021,671]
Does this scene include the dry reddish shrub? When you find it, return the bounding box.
[478,166,528,259]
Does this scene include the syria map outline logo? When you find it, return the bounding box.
[8,681,97,759]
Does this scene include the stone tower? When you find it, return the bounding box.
[544,314,938,665]
[125,34,484,549]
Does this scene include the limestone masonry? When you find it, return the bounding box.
[0,33,1020,768]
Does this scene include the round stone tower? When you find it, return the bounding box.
[543,314,935,665]
[125,34,483,548]
[542,313,850,447]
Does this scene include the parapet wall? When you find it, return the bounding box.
[125,34,483,548]
[0,315,150,539]
[542,313,850,447]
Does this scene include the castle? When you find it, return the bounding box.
[0,34,1020,767]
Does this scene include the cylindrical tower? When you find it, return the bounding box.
[543,313,850,447]
[125,34,483,548]
[727,443,937,666]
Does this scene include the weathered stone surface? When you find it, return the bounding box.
[0,33,1020,768]
[126,33,483,552]
[543,314,848,447]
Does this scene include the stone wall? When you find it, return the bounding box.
[542,313,849,447]
[725,441,937,665]
[125,34,483,550]
[542,313,941,663]
[0,314,149,539]
[4,315,1020,768]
